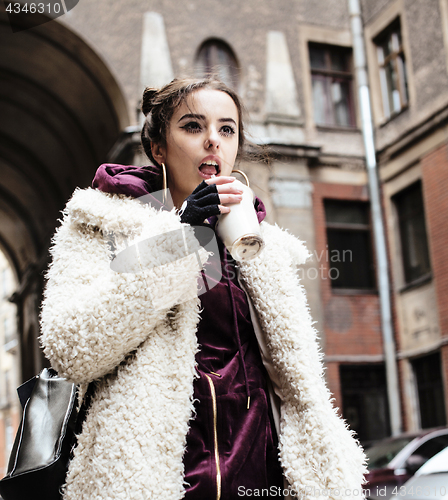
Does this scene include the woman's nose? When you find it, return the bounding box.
[205,128,220,150]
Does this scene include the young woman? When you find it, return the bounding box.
[40,78,366,500]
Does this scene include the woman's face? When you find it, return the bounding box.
[153,88,240,207]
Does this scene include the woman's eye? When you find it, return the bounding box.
[182,121,202,133]
[220,125,236,136]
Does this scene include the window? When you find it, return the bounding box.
[195,39,239,89]
[5,417,13,452]
[1,269,7,298]
[340,364,390,443]
[309,43,356,128]
[412,352,446,428]
[375,18,409,120]
[3,317,15,346]
[4,369,11,402]
[393,181,430,285]
[324,200,375,290]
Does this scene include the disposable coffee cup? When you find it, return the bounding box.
[215,173,264,262]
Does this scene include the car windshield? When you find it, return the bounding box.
[366,437,416,470]
[417,447,448,475]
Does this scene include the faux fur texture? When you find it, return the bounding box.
[40,188,366,500]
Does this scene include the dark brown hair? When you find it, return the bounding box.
[140,77,247,166]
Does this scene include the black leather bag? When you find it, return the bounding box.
[0,368,91,500]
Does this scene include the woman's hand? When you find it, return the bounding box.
[178,176,243,225]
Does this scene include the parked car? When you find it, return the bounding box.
[364,428,448,499]
[389,446,448,499]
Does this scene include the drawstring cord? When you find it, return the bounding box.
[223,249,251,410]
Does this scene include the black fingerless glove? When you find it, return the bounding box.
[178,181,221,225]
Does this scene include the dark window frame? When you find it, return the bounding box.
[340,363,391,443]
[374,17,409,121]
[195,39,239,89]
[309,43,357,129]
[393,181,431,287]
[412,352,447,429]
[324,199,377,292]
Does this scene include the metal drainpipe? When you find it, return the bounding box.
[348,0,402,436]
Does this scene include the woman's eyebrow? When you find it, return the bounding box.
[178,113,205,122]
[219,118,237,125]
[177,114,237,126]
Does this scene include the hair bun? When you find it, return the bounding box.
[141,87,158,116]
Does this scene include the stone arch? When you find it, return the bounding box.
[0,6,130,380]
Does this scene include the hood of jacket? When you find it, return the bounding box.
[92,163,268,224]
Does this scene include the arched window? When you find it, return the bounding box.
[195,39,239,88]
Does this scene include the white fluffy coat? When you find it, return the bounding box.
[40,188,366,500]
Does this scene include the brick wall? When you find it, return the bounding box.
[325,361,343,416]
[312,182,384,357]
[312,182,384,414]
[0,408,20,478]
[421,141,448,417]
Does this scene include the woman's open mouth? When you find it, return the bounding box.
[198,159,220,179]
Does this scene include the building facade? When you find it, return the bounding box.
[0,0,447,470]
[363,0,448,435]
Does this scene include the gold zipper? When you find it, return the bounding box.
[205,374,222,500]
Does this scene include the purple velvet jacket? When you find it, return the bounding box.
[93,164,283,498]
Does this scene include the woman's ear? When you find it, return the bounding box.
[151,142,166,164]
